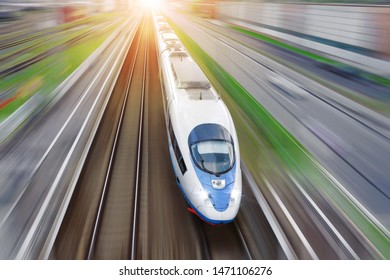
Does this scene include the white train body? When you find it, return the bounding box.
[154,15,242,224]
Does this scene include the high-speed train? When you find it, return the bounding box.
[154,14,242,224]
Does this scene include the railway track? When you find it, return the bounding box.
[89,17,148,260]
[196,220,252,260]
[88,21,147,260]
[0,15,137,259]
[51,16,146,259]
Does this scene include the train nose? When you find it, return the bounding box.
[207,187,232,212]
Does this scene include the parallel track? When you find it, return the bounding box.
[130,21,149,261]
[51,16,147,259]
[85,18,148,260]
[86,22,145,260]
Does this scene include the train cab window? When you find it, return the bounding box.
[190,141,234,175]
[188,124,235,175]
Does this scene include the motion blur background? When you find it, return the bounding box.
[0,0,389,259]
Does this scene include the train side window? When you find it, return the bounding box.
[170,63,178,82]
[168,120,175,147]
[178,158,187,174]
[168,121,187,174]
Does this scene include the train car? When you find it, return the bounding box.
[154,15,242,224]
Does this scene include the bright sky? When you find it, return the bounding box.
[138,0,163,8]
[133,0,163,8]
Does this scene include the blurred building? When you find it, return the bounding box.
[95,0,132,11]
[181,0,390,76]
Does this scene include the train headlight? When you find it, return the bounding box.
[230,188,241,206]
[200,190,213,207]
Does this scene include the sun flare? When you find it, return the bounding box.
[140,0,162,9]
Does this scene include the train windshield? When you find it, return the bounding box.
[190,141,234,175]
[188,124,235,175]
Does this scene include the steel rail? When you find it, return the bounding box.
[233,221,253,260]
[130,20,149,261]
[86,23,144,260]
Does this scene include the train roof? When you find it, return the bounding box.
[155,20,237,142]
[167,46,188,57]
[169,60,232,134]
[171,60,211,89]
[161,32,178,42]
[172,89,235,144]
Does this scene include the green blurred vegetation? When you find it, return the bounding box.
[0,13,121,122]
